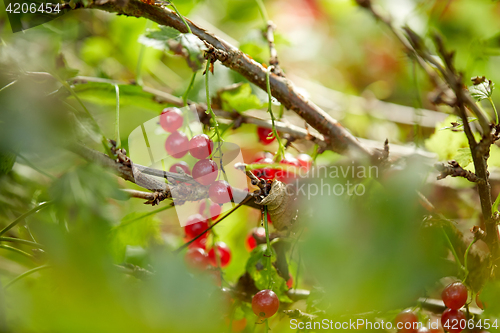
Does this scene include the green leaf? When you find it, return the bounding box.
[139,26,181,50]
[139,27,206,71]
[425,115,473,164]
[110,212,162,262]
[68,82,161,111]
[468,76,494,101]
[0,151,16,176]
[454,148,472,168]
[245,244,292,303]
[481,280,500,316]
[179,33,207,71]
[219,83,264,113]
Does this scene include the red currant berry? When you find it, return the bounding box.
[297,153,313,170]
[192,159,218,185]
[185,247,209,270]
[441,309,466,333]
[394,310,419,333]
[251,289,280,319]
[208,242,231,267]
[199,200,222,220]
[160,107,183,133]
[165,131,189,158]
[169,161,191,175]
[276,154,300,183]
[186,234,207,250]
[253,152,274,161]
[442,282,468,310]
[226,317,247,333]
[286,274,293,289]
[209,180,233,204]
[252,157,277,180]
[184,214,208,239]
[245,227,266,251]
[189,134,214,159]
[257,127,275,145]
[476,293,485,310]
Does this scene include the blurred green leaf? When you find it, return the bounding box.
[245,244,292,303]
[425,115,474,166]
[220,83,264,113]
[299,165,444,314]
[110,212,162,262]
[0,151,16,176]
[68,82,161,110]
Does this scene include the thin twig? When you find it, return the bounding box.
[84,0,376,159]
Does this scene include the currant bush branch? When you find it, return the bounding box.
[356,0,500,259]
[83,0,376,159]
[71,143,260,208]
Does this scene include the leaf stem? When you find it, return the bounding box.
[266,66,285,161]
[441,227,464,274]
[255,0,269,24]
[114,204,173,229]
[0,202,51,237]
[169,1,192,34]
[0,237,44,248]
[182,71,197,107]
[205,59,222,142]
[16,153,56,180]
[4,265,51,289]
[114,84,121,148]
[0,244,35,260]
[0,80,17,93]
[488,97,499,125]
[463,238,478,283]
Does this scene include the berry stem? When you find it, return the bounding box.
[265,318,269,333]
[264,205,273,289]
[266,66,285,162]
[174,196,252,254]
[441,227,465,275]
[463,238,478,282]
[114,84,121,148]
[182,72,197,107]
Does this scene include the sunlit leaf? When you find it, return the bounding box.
[468,76,494,101]
[219,83,264,113]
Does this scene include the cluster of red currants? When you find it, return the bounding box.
[161,107,233,204]
[250,151,313,184]
[439,282,470,333]
[183,203,231,271]
[394,282,488,333]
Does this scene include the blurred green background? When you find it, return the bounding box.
[1,0,500,332]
